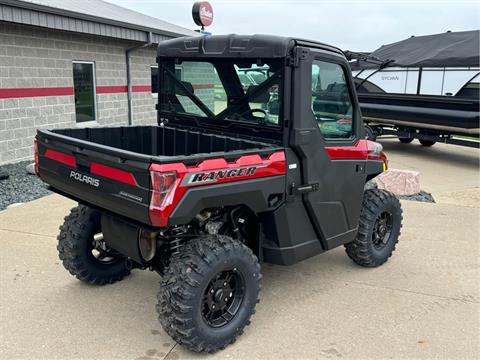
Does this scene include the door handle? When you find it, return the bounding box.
[355,163,365,173]
[288,182,320,199]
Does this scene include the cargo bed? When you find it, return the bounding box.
[36,125,280,226]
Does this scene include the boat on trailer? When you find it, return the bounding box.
[348,30,479,147]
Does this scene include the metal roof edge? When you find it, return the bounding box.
[0,0,196,39]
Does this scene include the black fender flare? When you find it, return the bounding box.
[365,159,386,182]
[168,176,286,225]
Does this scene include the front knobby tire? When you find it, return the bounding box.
[157,235,261,353]
[57,204,130,285]
[345,189,402,267]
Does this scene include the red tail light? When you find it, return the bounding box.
[33,138,39,176]
[150,171,177,210]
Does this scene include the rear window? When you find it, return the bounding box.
[157,59,283,128]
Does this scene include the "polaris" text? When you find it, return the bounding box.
[70,170,100,187]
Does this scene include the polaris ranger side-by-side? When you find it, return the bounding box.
[35,35,402,353]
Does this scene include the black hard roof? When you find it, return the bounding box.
[350,30,480,70]
[157,34,344,59]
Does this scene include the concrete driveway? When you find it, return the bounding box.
[1,140,479,360]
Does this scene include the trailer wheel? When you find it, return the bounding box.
[398,137,413,144]
[365,126,377,141]
[419,139,436,147]
[57,205,130,285]
[157,235,261,353]
[345,189,402,267]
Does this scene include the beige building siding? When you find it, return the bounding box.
[130,47,157,126]
[0,22,163,164]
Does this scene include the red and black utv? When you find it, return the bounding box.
[35,34,402,353]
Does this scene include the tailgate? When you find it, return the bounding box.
[36,130,152,225]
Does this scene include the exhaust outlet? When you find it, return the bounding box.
[138,228,158,262]
[93,232,104,242]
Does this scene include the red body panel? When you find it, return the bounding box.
[325,139,369,160]
[149,151,286,227]
[44,149,77,168]
[43,149,138,186]
[90,162,138,187]
[325,139,387,163]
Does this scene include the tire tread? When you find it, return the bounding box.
[57,205,130,285]
[156,235,261,353]
[345,189,402,267]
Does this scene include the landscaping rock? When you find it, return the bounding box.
[0,160,51,211]
[364,180,378,191]
[374,168,421,196]
[0,170,9,180]
[26,162,36,175]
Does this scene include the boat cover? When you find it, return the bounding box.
[350,30,479,70]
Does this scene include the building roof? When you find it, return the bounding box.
[0,0,198,43]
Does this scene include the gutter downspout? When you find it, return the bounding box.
[126,32,153,125]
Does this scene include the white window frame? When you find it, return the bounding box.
[151,65,159,98]
[72,60,98,127]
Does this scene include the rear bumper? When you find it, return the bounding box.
[40,166,152,225]
[36,134,153,226]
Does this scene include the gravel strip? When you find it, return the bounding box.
[0,160,51,211]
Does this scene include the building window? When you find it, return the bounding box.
[311,60,354,139]
[72,61,96,123]
[151,66,159,94]
[151,65,182,95]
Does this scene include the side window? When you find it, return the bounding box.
[311,60,354,139]
[72,61,96,123]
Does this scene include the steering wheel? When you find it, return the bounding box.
[238,108,267,119]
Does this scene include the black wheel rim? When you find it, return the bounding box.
[372,211,393,250]
[202,269,245,328]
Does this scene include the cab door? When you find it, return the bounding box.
[289,47,368,250]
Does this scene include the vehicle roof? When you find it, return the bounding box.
[157,34,345,59]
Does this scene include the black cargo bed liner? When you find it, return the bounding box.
[39,125,279,165]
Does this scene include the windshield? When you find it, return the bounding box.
[157,59,283,127]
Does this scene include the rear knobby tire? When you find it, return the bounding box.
[157,235,261,353]
[345,189,402,267]
[57,204,130,285]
